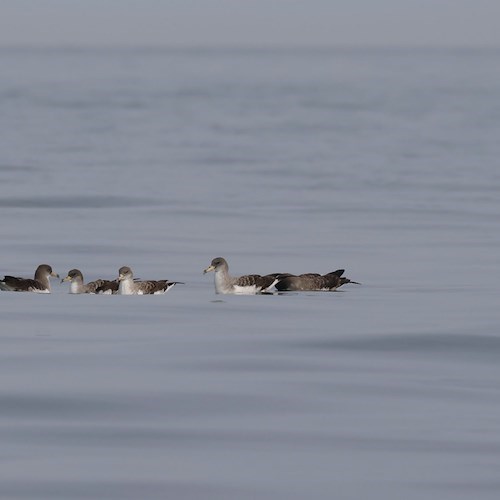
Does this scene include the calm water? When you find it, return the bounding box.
[1,47,499,499]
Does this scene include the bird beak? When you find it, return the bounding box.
[203,264,215,274]
[51,271,60,279]
[118,274,124,282]
[61,275,71,283]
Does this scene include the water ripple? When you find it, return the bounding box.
[0,480,255,500]
[298,333,500,358]
[0,195,160,209]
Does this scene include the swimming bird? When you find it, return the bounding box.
[0,264,59,293]
[117,266,182,295]
[275,269,360,291]
[203,257,278,295]
[61,269,117,294]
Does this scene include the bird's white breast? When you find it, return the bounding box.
[232,285,259,295]
[118,279,136,295]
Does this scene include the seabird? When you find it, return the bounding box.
[0,264,59,293]
[203,257,278,295]
[61,269,117,294]
[117,266,182,295]
[275,269,360,291]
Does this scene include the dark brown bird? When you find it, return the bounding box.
[61,269,117,294]
[117,266,182,295]
[204,257,278,294]
[0,264,59,293]
[275,269,360,291]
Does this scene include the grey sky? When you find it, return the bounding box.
[1,0,499,48]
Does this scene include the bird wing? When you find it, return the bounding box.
[0,276,47,292]
[325,269,345,277]
[95,281,119,294]
[235,274,277,290]
[86,279,114,294]
[135,280,167,294]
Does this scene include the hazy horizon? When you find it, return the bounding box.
[1,0,499,49]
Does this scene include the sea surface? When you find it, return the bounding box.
[0,46,499,499]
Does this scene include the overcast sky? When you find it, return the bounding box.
[1,0,499,48]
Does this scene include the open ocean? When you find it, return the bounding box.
[1,46,499,499]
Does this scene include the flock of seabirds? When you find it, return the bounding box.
[0,257,360,295]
